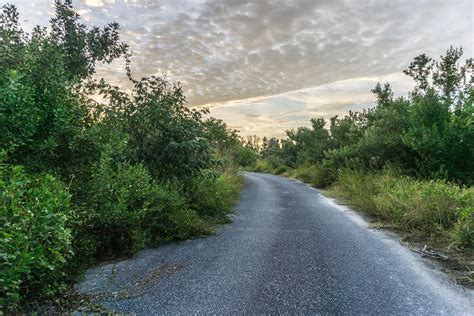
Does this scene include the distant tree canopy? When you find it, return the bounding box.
[258,47,473,185]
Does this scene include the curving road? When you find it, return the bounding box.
[76,172,474,315]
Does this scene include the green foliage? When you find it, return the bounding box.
[186,171,242,221]
[0,158,72,311]
[289,164,317,183]
[202,118,258,168]
[454,203,474,250]
[84,158,161,256]
[309,161,337,188]
[75,156,209,260]
[330,169,474,249]
[333,169,379,214]
[252,48,473,252]
[0,2,244,310]
[0,70,37,155]
[0,2,126,176]
[232,146,258,167]
[50,0,129,81]
[253,159,274,173]
[273,165,288,175]
[285,118,330,165]
[93,76,215,180]
[254,47,473,187]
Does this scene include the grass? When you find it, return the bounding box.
[286,162,335,188]
[329,169,473,248]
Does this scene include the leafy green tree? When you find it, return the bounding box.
[50,0,129,81]
[286,117,330,164]
[371,82,394,108]
[92,76,214,180]
[402,47,473,183]
[0,2,127,176]
[403,53,433,93]
[329,112,364,149]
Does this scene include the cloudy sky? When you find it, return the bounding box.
[9,0,473,137]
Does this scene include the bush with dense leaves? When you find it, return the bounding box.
[186,171,242,221]
[0,158,72,311]
[73,151,211,262]
[0,2,245,310]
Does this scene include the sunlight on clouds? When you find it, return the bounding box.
[208,73,415,138]
[84,0,104,7]
[9,0,473,137]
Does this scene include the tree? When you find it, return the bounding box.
[0,1,127,175]
[403,53,433,93]
[50,0,128,81]
[371,83,394,107]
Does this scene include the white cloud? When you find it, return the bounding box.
[84,0,104,7]
[8,0,473,136]
[208,73,415,138]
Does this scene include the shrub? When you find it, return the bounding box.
[310,161,337,188]
[0,161,72,311]
[95,76,214,181]
[370,174,413,222]
[401,181,463,231]
[76,156,210,260]
[286,161,336,188]
[232,146,258,167]
[253,159,273,173]
[84,160,154,257]
[291,164,316,183]
[186,171,241,221]
[0,3,125,176]
[273,165,287,175]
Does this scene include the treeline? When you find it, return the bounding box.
[0,2,250,311]
[251,47,473,251]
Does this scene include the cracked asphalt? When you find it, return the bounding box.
[76,172,474,315]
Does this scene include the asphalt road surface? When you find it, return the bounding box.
[76,172,474,315]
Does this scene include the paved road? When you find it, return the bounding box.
[77,172,474,315]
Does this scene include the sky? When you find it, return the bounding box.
[7,0,474,137]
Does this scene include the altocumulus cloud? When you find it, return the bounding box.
[10,0,473,137]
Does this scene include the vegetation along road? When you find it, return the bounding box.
[77,172,474,314]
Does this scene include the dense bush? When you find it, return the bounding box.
[80,157,206,258]
[0,158,72,311]
[68,156,214,272]
[0,2,245,310]
[289,164,317,183]
[0,2,121,176]
[253,159,273,173]
[186,171,242,221]
[287,161,336,188]
[232,146,258,168]
[93,76,214,181]
[309,161,337,188]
